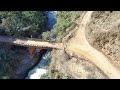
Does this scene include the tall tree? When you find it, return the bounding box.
[0,11,47,37]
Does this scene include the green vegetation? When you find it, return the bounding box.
[0,11,47,37]
[40,62,72,79]
[40,71,71,79]
[42,11,83,42]
[42,31,50,40]
[40,72,49,79]
[49,70,71,79]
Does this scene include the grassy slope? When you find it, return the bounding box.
[42,11,83,42]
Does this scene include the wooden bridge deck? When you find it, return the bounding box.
[0,35,64,49]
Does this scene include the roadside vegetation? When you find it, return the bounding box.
[42,11,83,42]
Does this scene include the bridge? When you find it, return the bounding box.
[0,35,64,49]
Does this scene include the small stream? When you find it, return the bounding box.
[47,11,57,30]
[26,51,51,79]
[26,11,57,79]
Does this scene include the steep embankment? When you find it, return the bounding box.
[86,11,120,70]
[50,49,107,79]
[65,11,120,79]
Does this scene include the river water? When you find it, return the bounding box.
[47,11,57,30]
[26,11,57,79]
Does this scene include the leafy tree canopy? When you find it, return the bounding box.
[0,11,46,37]
[42,11,83,42]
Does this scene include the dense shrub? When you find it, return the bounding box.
[42,11,83,42]
[0,11,47,37]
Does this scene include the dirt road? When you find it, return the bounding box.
[66,11,120,79]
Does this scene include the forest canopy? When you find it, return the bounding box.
[0,11,47,37]
[42,11,83,42]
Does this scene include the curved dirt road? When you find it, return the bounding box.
[66,11,120,79]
